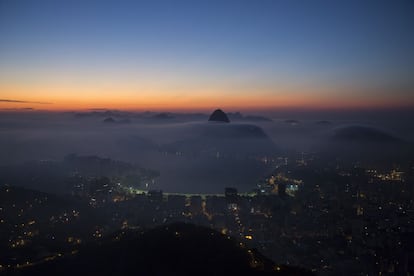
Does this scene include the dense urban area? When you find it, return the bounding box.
[1,152,413,275]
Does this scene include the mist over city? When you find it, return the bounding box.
[1,109,413,193]
[1,0,414,275]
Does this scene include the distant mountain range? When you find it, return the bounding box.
[73,109,273,123]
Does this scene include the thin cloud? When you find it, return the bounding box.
[0,107,35,111]
[0,99,52,104]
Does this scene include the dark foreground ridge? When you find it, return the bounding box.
[208,108,231,123]
[11,223,313,276]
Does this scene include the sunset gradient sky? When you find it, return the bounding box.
[0,0,413,111]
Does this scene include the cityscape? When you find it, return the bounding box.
[1,111,413,274]
[1,0,413,275]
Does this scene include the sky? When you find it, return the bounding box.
[0,0,413,111]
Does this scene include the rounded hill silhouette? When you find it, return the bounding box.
[103,117,116,123]
[332,125,401,143]
[208,109,230,123]
[14,223,313,276]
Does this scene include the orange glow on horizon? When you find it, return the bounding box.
[1,81,412,112]
[1,95,411,112]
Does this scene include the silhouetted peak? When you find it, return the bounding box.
[208,109,230,123]
[103,117,115,123]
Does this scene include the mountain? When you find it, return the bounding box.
[208,109,230,123]
[103,117,116,123]
[0,155,158,194]
[318,125,412,164]
[332,125,401,143]
[155,121,277,193]
[13,223,314,276]
[160,109,276,158]
[162,122,277,157]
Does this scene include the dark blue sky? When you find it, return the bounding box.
[0,0,413,110]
